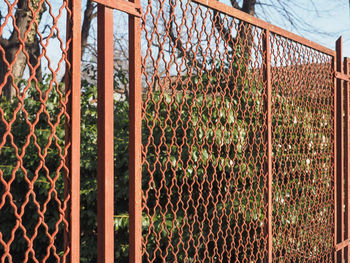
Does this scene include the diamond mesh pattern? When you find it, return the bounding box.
[270,34,334,261]
[0,0,73,261]
[0,0,337,261]
[140,0,335,262]
[141,1,268,261]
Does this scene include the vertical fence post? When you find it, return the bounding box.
[129,4,142,263]
[97,4,115,263]
[333,40,337,262]
[344,57,350,262]
[335,36,343,262]
[66,0,81,261]
[263,29,273,263]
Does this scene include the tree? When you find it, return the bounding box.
[0,0,339,100]
[0,0,45,99]
[0,0,338,261]
[0,0,96,100]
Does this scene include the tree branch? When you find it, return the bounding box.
[0,37,8,49]
[81,0,95,57]
[212,10,236,50]
[241,0,256,15]
[229,0,240,9]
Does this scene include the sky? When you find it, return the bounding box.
[1,0,350,78]
[72,0,350,78]
[252,0,350,57]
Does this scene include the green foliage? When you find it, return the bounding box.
[140,50,268,261]
[79,71,131,262]
[0,53,334,261]
[0,72,131,261]
[0,77,67,261]
[271,90,333,257]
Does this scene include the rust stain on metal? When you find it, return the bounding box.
[141,0,335,261]
[0,0,347,261]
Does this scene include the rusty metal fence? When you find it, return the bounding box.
[0,0,349,262]
[0,0,81,262]
[139,0,345,261]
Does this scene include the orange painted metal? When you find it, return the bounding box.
[141,0,335,261]
[263,29,273,263]
[191,0,335,56]
[97,4,115,263]
[335,71,350,82]
[333,44,338,263]
[0,0,79,261]
[345,57,350,261]
[336,36,344,262]
[129,3,143,263]
[93,0,142,17]
[336,239,350,251]
[66,0,82,261]
[270,33,334,262]
[0,0,345,261]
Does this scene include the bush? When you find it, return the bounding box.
[0,59,333,261]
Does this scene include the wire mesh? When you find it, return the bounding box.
[0,0,73,261]
[270,34,334,261]
[140,0,335,261]
[0,0,338,261]
[141,1,268,261]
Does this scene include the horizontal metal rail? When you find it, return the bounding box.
[93,0,142,17]
[191,0,335,56]
[336,239,350,251]
[335,71,350,82]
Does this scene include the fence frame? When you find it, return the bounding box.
[88,0,348,261]
[65,0,81,262]
[335,37,350,262]
[263,29,273,262]
[1,0,348,261]
[345,56,350,261]
[181,0,341,261]
[92,0,142,262]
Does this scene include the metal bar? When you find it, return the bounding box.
[335,72,350,82]
[336,36,343,262]
[129,3,142,262]
[191,0,335,56]
[69,0,81,260]
[345,57,350,262]
[65,0,81,261]
[93,0,142,17]
[97,4,115,263]
[334,39,338,263]
[336,239,350,252]
[263,29,273,263]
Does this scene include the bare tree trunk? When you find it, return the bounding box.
[28,36,43,84]
[59,0,95,83]
[239,0,256,55]
[0,1,31,100]
[81,0,95,57]
[0,0,46,100]
[213,0,256,51]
